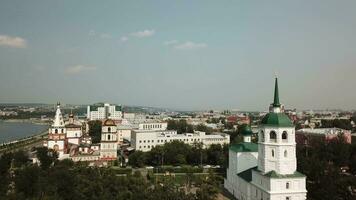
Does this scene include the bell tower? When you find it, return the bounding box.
[258,78,297,175]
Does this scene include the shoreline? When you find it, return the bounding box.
[1,118,50,125]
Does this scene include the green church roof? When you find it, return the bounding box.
[240,124,253,136]
[264,170,306,178]
[237,167,257,182]
[261,112,293,127]
[229,142,258,153]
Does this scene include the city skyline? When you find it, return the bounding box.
[1,0,356,111]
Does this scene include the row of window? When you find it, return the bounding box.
[54,129,65,134]
[260,130,290,142]
[205,138,225,141]
[271,149,288,158]
[139,138,201,144]
[142,124,163,129]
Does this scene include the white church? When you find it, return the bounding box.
[224,78,307,200]
[45,103,118,162]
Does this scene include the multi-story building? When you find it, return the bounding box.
[131,130,230,152]
[100,119,118,160]
[87,103,123,120]
[224,78,307,200]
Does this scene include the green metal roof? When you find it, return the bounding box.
[237,167,257,182]
[240,124,253,136]
[264,170,306,178]
[229,142,258,153]
[261,112,293,127]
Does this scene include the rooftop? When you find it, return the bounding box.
[261,113,293,127]
[229,142,258,153]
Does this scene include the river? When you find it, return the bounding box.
[0,120,48,143]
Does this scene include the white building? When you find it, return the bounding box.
[65,113,83,145]
[100,119,118,160]
[117,125,132,142]
[131,130,230,152]
[46,103,67,158]
[224,78,307,200]
[87,103,123,120]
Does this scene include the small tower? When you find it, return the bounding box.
[241,124,253,143]
[47,103,67,158]
[100,119,118,160]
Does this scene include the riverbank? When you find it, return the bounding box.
[0,130,47,154]
[2,118,50,125]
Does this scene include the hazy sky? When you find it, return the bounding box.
[1,0,356,111]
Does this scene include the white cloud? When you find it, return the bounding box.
[65,65,96,75]
[164,40,178,45]
[0,35,27,48]
[88,30,96,36]
[174,41,207,50]
[131,29,155,38]
[120,36,128,42]
[100,33,112,39]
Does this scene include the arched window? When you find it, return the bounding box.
[61,129,64,133]
[282,131,288,140]
[284,150,288,157]
[270,131,277,141]
[108,127,111,132]
[261,130,264,142]
[286,182,290,189]
[108,134,111,140]
[55,129,58,134]
[272,149,275,157]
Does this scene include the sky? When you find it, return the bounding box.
[0,0,356,111]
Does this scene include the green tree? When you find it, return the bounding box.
[35,147,57,170]
[128,151,146,168]
[13,150,29,168]
[88,120,102,143]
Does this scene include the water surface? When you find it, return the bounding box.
[0,121,48,143]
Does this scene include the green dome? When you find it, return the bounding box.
[240,124,253,136]
[261,113,293,127]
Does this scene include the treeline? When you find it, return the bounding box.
[129,141,228,168]
[296,135,356,200]
[321,119,352,130]
[0,147,221,200]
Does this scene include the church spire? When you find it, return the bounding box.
[53,102,65,127]
[273,77,280,107]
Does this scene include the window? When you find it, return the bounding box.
[282,131,288,140]
[108,135,111,140]
[270,131,276,141]
[61,129,64,133]
[286,197,291,200]
[55,129,58,134]
[152,140,154,143]
[108,127,111,132]
[139,140,142,143]
[284,150,288,157]
[286,182,290,189]
[261,131,264,142]
[272,150,275,157]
